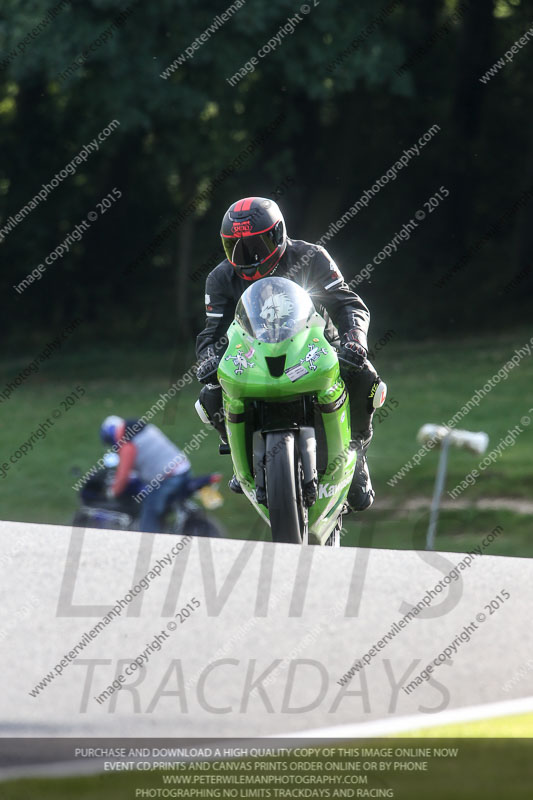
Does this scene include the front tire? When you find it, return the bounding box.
[264,432,302,544]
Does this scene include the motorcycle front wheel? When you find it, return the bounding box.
[264,431,304,544]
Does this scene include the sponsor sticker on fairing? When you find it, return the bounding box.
[285,364,308,382]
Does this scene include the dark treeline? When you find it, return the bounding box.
[1,0,531,350]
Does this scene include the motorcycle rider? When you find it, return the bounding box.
[195,197,386,512]
[100,416,192,532]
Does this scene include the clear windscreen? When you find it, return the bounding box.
[235,276,315,343]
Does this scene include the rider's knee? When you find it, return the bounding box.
[196,385,225,435]
[368,378,387,410]
[199,383,221,409]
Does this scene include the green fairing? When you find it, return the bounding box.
[218,299,355,545]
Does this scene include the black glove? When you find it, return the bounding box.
[338,330,368,372]
[196,347,221,384]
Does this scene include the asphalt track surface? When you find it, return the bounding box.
[1,519,532,743]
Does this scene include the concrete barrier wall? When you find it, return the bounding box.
[0,519,532,738]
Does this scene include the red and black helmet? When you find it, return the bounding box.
[221,196,287,281]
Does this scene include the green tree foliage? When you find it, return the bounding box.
[0,0,531,348]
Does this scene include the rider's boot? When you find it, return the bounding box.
[196,388,245,496]
[346,432,374,512]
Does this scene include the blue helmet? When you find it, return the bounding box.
[100,415,125,445]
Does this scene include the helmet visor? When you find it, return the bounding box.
[222,231,277,268]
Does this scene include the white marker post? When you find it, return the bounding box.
[417,425,489,550]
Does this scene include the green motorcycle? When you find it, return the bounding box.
[216,276,356,546]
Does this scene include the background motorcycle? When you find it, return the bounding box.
[72,452,224,537]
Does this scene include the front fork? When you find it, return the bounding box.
[252,427,318,508]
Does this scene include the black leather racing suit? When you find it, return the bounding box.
[196,238,380,447]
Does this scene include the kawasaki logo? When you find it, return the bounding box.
[318,474,352,499]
